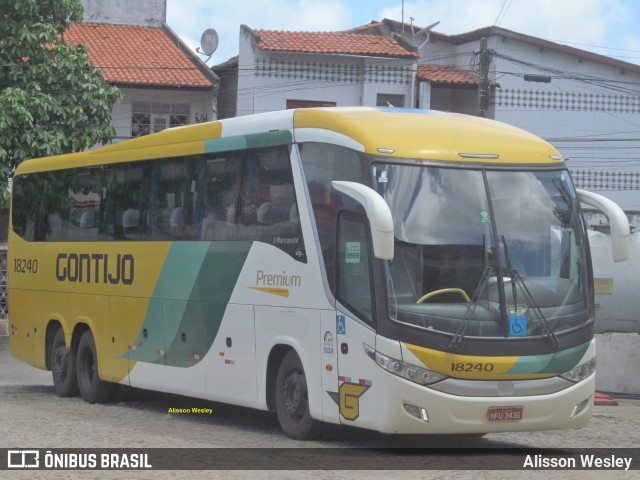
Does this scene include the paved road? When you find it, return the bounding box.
[1,336,638,480]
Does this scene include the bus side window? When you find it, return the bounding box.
[41,170,71,242]
[300,142,367,292]
[238,146,305,261]
[336,213,375,324]
[11,174,38,241]
[196,154,242,241]
[148,159,190,240]
[67,167,103,241]
[103,164,145,240]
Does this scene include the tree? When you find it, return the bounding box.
[0,0,123,203]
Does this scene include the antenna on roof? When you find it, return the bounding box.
[414,21,440,49]
[197,28,219,63]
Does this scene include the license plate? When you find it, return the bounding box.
[487,406,523,421]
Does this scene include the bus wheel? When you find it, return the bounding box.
[76,330,117,404]
[51,328,79,397]
[275,350,318,440]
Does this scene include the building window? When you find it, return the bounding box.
[376,94,405,108]
[286,99,336,109]
[131,102,190,137]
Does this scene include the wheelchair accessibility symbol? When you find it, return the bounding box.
[509,314,527,337]
[337,314,346,335]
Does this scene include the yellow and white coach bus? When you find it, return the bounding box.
[9,107,630,439]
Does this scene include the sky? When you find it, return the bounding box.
[166,0,640,66]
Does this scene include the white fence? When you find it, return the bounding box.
[0,245,7,335]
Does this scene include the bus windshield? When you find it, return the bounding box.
[374,163,590,342]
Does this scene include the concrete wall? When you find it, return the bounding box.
[595,333,640,395]
[81,0,166,27]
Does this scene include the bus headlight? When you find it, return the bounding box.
[363,344,447,386]
[560,357,596,383]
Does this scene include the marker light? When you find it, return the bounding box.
[560,357,596,383]
[363,344,447,386]
[458,153,500,159]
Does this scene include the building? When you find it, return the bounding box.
[219,19,640,211]
[392,21,640,211]
[70,0,219,142]
[216,25,419,118]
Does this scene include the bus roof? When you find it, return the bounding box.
[15,107,563,175]
[292,107,563,165]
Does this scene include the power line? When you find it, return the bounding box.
[494,0,512,26]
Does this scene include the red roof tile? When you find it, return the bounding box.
[65,23,216,88]
[417,65,481,86]
[253,29,419,59]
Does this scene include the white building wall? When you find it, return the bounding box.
[418,82,432,109]
[362,58,415,108]
[248,53,365,114]
[237,27,258,117]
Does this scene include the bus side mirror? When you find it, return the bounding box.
[577,189,630,262]
[332,181,394,260]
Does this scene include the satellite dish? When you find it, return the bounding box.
[199,28,219,56]
[414,21,441,37]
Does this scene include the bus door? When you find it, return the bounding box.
[335,212,378,430]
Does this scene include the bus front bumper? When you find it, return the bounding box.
[374,369,595,435]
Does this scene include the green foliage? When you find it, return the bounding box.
[0,0,123,203]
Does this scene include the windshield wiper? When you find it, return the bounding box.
[502,236,560,351]
[447,236,492,352]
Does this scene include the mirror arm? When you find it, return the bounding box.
[332,181,394,260]
[577,189,630,262]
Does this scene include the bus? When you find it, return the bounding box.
[8,107,630,439]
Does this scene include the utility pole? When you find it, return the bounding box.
[477,37,490,117]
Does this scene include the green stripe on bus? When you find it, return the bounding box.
[128,241,252,367]
[203,131,292,154]
[505,342,590,375]
[126,242,210,364]
[159,241,252,368]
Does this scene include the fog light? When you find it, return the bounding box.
[404,403,429,422]
[570,397,591,419]
[421,407,429,422]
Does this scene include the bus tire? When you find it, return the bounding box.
[50,328,79,397]
[76,330,117,404]
[275,350,318,440]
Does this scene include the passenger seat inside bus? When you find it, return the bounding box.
[170,206,185,235]
[122,208,140,239]
[256,199,293,225]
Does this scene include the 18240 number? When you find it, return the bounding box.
[14,258,39,274]
[450,362,495,373]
